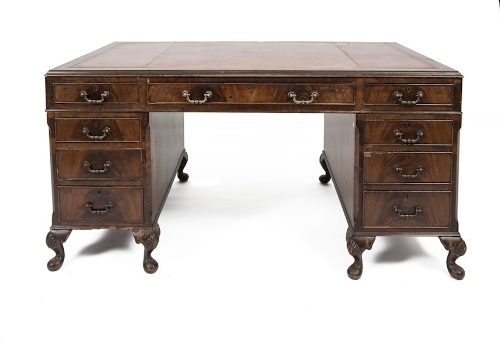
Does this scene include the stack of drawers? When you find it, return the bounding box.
[361,115,457,233]
[53,113,144,226]
[47,78,162,273]
[48,79,144,229]
[360,81,460,235]
[46,77,187,273]
[322,79,465,279]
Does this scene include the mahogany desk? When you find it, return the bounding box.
[45,42,465,279]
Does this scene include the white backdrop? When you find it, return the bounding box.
[1,1,499,343]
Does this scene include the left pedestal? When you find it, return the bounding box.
[46,107,187,273]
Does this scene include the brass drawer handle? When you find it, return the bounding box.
[393,90,424,105]
[288,91,319,105]
[393,206,422,218]
[182,90,212,104]
[82,126,110,140]
[393,164,423,179]
[80,90,110,104]
[84,161,112,174]
[86,201,113,214]
[393,129,423,144]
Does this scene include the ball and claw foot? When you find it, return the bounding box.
[133,225,160,274]
[319,152,331,184]
[46,229,72,272]
[439,236,466,280]
[177,151,189,182]
[346,230,375,280]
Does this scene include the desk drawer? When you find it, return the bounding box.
[58,186,143,223]
[363,191,451,229]
[364,120,453,145]
[364,84,453,108]
[148,83,355,105]
[363,152,452,184]
[55,117,141,142]
[57,149,142,180]
[54,82,139,105]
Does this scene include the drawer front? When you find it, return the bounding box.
[54,83,139,105]
[55,117,141,142]
[364,84,453,108]
[364,120,453,145]
[148,83,355,105]
[58,187,143,223]
[363,191,451,229]
[364,152,452,184]
[57,149,142,180]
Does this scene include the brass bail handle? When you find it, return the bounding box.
[393,206,422,218]
[393,129,424,144]
[82,127,111,140]
[86,201,113,214]
[393,164,423,179]
[393,90,424,105]
[80,90,110,104]
[84,161,112,174]
[288,91,319,105]
[182,90,213,104]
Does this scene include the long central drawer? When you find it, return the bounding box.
[147,83,355,105]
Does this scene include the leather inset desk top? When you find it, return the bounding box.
[50,42,456,74]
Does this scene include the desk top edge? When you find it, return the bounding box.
[46,42,461,77]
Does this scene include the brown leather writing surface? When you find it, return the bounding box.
[51,42,455,74]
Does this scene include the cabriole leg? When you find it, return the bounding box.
[177,150,189,182]
[46,229,72,271]
[346,228,375,280]
[439,236,466,280]
[133,225,161,274]
[319,151,331,184]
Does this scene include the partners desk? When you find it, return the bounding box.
[45,42,466,279]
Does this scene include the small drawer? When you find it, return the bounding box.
[364,84,453,108]
[58,186,143,223]
[57,149,142,180]
[55,117,141,142]
[363,152,452,184]
[363,191,451,229]
[364,120,453,145]
[54,82,139,105]
[148,83,355,106]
